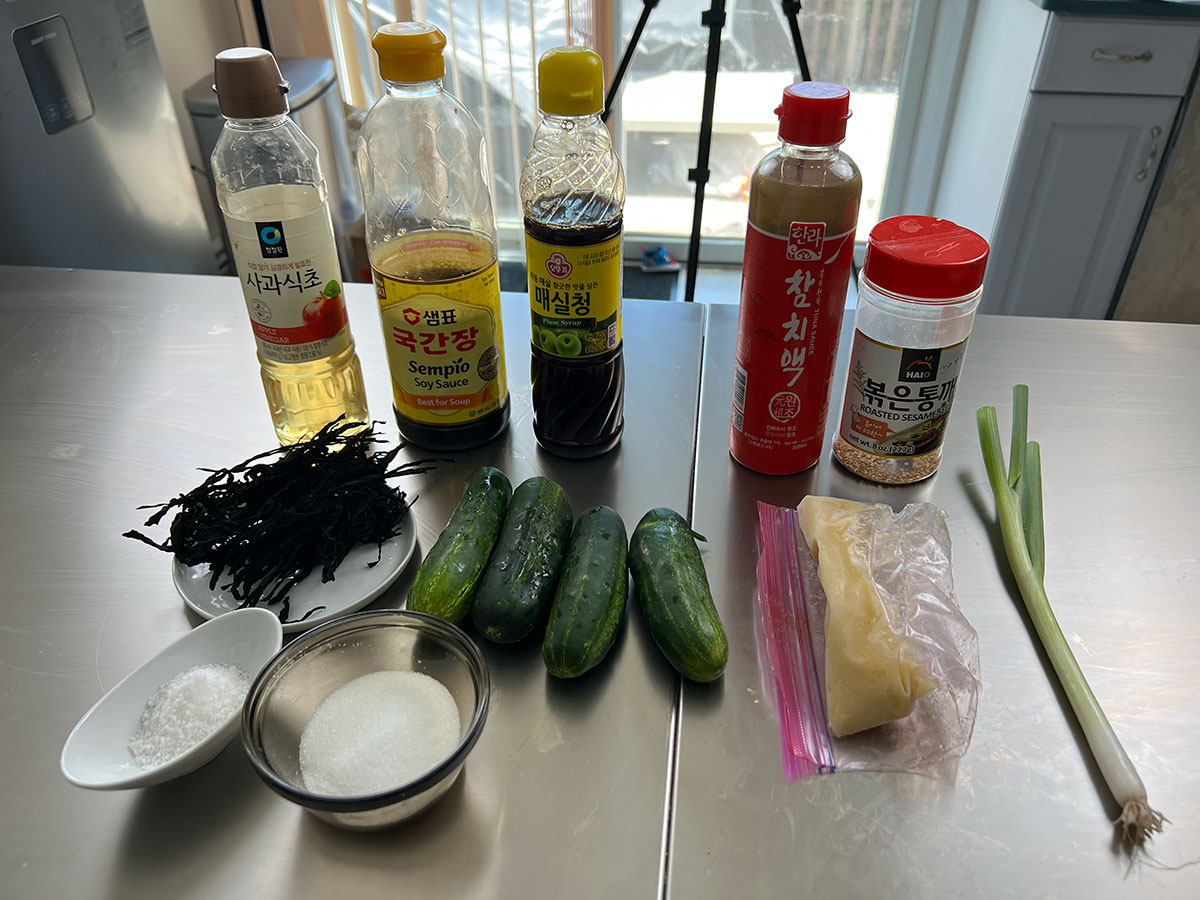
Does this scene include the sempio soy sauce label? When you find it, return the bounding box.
[375,260,507,427]
[729,220,856,474]
[525,231,622,358]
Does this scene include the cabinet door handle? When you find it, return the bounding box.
[1135,126,1162,182]
[1092,48,1153,63]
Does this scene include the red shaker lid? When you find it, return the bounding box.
[863,216,990,300]
[775,82,851,145]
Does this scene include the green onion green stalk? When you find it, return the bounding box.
[977,386,1162,845]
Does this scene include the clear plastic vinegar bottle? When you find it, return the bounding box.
[211,47,368,445]
[357,23,510,451]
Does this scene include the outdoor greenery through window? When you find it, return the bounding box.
[323,0,913,253]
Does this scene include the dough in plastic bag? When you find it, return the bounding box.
[798,496,937,736]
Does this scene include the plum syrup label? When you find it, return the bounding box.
[526,232,622,359]
[226,207,350,364]
[729,219,856,474]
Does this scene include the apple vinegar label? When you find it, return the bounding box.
[838,330,969,458]
[375,262,507,426]
[525,232,621,358]
[226,208,351,364]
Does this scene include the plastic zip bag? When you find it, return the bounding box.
[755,500,981,779]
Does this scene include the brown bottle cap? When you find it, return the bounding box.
[212,47,290,118]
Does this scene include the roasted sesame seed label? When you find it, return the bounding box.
[838,330,969,459]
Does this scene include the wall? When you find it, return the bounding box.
[1114,82,1200,324]
[262,0,333,59]
[142,0,246,242]
[930,0,1046,241]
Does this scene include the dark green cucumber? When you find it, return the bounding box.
[542,506,628,678]
[629,507,728,682]
[407,466,511,625]
[472,476,573,643]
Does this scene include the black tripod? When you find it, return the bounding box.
[602,1,811,303]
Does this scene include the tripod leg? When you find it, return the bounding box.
[781,1,812,81]
[684,0,727,303]
[602,0,661,123]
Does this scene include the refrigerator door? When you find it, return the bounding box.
[0,0,216,273]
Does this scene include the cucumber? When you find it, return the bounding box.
[542,506,628,678]
[407,466,511,625]
[629,507,728,682]
[472,476,573,643]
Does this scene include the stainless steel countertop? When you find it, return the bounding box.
[4,265,1198,898]
[0,265,700,900]
[672,303,1200,898]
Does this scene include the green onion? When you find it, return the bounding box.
[977,387,1162,845]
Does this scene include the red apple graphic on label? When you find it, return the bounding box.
[546,252,572,279]
[302,279,347,334]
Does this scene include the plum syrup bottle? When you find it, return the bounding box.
[520,46,626,458]
[211,47,368,445]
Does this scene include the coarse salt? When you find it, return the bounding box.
[128,663,252,768]
[299,670,461,797]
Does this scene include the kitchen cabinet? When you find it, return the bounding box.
[985,92,1177,318]
[932,3,1200,319]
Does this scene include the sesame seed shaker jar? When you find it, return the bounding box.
[832,216,989,484]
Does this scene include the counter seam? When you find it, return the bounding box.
[658,303,709,900]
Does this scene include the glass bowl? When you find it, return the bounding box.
[241,609,489,830]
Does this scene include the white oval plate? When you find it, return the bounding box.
[172,510,416,634]
[61,608,283,790]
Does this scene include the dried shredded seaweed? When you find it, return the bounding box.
[124,418,440,623]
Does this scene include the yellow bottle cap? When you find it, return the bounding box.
[538,46,604,116]
[372,22,446,83]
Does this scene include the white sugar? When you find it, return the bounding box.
[128,663,251,768]
[299,670,461,797]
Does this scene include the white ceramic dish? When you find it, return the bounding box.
[60,608,283,790]
[172,511,416,634]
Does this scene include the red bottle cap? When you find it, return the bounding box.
[863,216,990,300]
[775,82,851,145]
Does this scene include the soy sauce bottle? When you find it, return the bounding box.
[520,46,625,458]
[358,23,510,450]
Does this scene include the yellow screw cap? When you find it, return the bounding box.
[372,22,445,83]
[538,46,604,116]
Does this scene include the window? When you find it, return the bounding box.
[618,0,913,243]
[316,0,960,261]
[322,0,601,255]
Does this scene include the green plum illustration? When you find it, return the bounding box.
[556,332,582,356]
[539,328,559,352]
